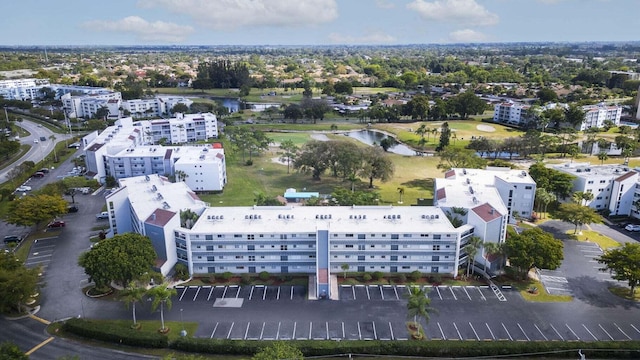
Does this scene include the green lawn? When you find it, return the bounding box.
[568,230,621,250]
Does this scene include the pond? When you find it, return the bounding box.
[344,130,419,156]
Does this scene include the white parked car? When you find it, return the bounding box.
[625,224,640,232]
[16,185,32,192]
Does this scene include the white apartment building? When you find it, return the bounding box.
[83,118,225,190]
[492,101,622,130]
[492,102,534,125]
[0,78,50,100]
[122,97,193,119]
[434,167,536,272]
[133,112,218,145]
[579,104,622,131]
[61,91,122,119]
[553,162,638,216]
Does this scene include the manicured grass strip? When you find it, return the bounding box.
[515,279,573,302]
[567,230,621,250]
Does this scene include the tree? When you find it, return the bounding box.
[597,151,609,164]
[94,106,110,121]
[555,202,602,234]
[147,283,177,333]
[78,233,157,290]
[171,103,189,114]
[279,139,299,174]
[294,140,331,180]
[564,104,586,128]
[536,88,558,103]
[333,80,353,95]
[252,342,303,360]
[483,241,506,272]
[436,148,487,171]
[505,228,564,279]
[436,122,451,151]
[119,283,147,327]
[463,236,482,277]
[451,91,487,119]
[283,104,303,123]
[405,285,435,328]
[0,342,28,360]
[0,251,40,314]
[397,187,405,204]
[405,95,430,120]
[598,243,640,297]
[359,147,394,188]
[6,194,67,227]
[49,134,58,162]
[341,263,349,279]
[379,138,394,152]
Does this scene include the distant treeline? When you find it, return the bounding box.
[193,60,250,89]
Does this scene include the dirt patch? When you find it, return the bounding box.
[476,124,496,132]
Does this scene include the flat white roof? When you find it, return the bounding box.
[191,206,461,234]
[116,174,207,223]
[553,162,633,178]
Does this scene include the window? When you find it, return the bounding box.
[525,186,532,190]
[280,245,288,251]
[234,234,242,238]
[391,256,398,261]
[358,245,365,250]
[205,235,213,240]
[248,245,255,251]
[206,245,214,251]
[345,244,354,248]
[432,255,440,261]
[358,255,365,261]
[247,234,255,240]
[391,245,398,250]
[431,266,439,273]
[358,234,366,239]
[433,245,440,251]
[235,255,243,259]
[433,235,441,240]
[391,234,399,239]
[346,234,354,237]
[217,234,224,238]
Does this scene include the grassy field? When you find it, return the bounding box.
[567,230,621,250]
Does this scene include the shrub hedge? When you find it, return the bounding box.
[62,318,168,348]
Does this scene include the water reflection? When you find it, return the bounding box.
[345,130,418,156]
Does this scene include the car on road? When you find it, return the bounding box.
[33,139,39,143]
[39,136,46,141]
[67,205,79,213]
[3,235,22,244]
[68,142,81,149]
[96,211,109,220]
[624,224,640,232]
[32,172,45,178]
[16,185,32,192]
[47,220,66,228]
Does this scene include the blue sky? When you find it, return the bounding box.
[2,0,638,46]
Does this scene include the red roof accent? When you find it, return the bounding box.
[128,135,135,140]
[444,169,456,179]
[472,203,502,222]
[318,268,328,283]
[216,153,224,159]
[188,191,201,201]
[145,209,176,227]
[436,188,446,200]
[212,142,223,149]
[616,171,636,182]
[133,128,140,133]
[164,149,172,160]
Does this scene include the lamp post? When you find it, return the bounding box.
[179,308,186,337]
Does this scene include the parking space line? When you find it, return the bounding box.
[453,322,462,340]
[204,286,213,301]
[277,287,280,300]
[358,322,362,340]
[366,286,371,300]
[615,323,632,340]
[437,322,446,340]
[449,286,457,300]
[260,322,265,340]
[210,322,219,338]
[309,322,312,340]
[379,286,384,300]
[517,323,530,341]
[177,286,186,301]
[486,323,495,340]
[227,322,234,339]
[598,324,613,340]
[389,322,394,340]
[534,324,548,341]
[222,286,228,298]
[469,322,480,340]
[549,324,564,340]
[193,287,201,301]
[436,286,442,300]
[249,286,254,300]
[244,322,250,340]
[352,286,356,299]
[632,324,640,335]
[228,285,239,298]
[342,322,345,338]
[583,324,598,340]
[566,324,579,340]
[502,323,513,341]
[290,286,294,300]
[463,286,472,300]
[476,287,486,300]
[325,322,329,340]
[393,286,399,300]
[293,322,297,339]
[263,286,267,300]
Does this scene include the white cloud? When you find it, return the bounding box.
[448,29,487,42]
[137,0,338,30]
[82,16,194,42]
[328,31,396,44]
[407,0,499,26]
[375,0,396,9]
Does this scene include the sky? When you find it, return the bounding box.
[1,0,638,46]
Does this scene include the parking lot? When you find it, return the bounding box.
[338,284,509,302]
[176,285,308,302]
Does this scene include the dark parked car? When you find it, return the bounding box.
[32,172,45,178]
[38,168,50,173]
[47,220,65,228]
[39,136,46,141]
[3,235,22,244]
[67,205,79,213]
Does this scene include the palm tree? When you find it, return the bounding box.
[463,236,483,277]
[340,264,349,279]
[175,170,188,182]
[597,151,608,164]
[405,285,435,330]
[147,283,177,332]
[397,187,405,204]
[483,241,507,271]
[119,283,147,327]
[49,134,57,162]
[347,173,358,192]
[415,124,427,142]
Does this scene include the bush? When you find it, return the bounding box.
[259,271,270,281]
[362,273,372,282]
[241,273,251,285]
[62,318,168,348]
[409,270,422,282]
[398,274,407,283]
[372,271,384,281]
[220,272,233,281]
[245,159,253,166]
[174,263,189,281]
